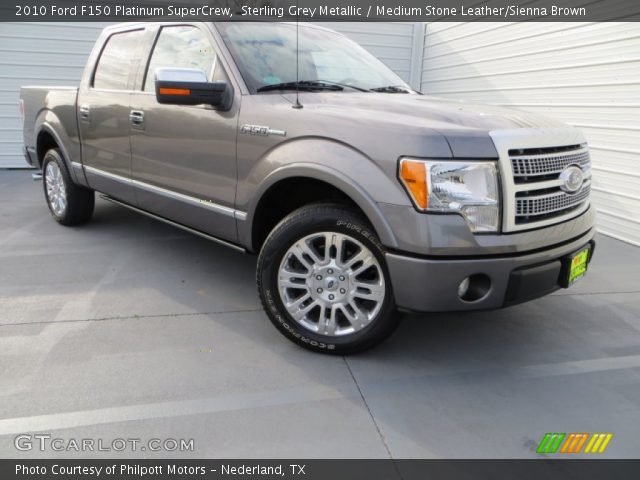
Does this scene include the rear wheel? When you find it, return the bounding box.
[43,148,94,225]
[257,204,400,354]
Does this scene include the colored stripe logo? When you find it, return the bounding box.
[537,432,612,454]
[584,433,614,453]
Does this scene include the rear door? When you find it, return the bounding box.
[77,27,146,204]
[128,24,241,242]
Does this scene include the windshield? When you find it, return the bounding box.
[217,23,411,93]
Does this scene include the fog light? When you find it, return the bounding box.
[458,277,470,298]
[458,274,491,302]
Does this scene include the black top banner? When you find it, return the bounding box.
[5,0,640,22]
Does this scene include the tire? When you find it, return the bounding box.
[42,148,94,226]
[257,203,400,355]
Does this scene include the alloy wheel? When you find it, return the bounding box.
[277,232,386,336]
[45,161,67,216]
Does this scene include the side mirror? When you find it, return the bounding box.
[155,68,232,111]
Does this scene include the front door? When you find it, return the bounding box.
[129,24,240,242]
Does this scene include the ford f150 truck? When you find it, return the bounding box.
[21,22,595,354]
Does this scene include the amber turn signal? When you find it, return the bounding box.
[159,88,191,96]
[399,159,428,209]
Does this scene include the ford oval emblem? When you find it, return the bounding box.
[559,165,584,193]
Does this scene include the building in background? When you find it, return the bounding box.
[419,23,640,246]
[0,22,638,245]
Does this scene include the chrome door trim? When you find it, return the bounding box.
[84,164,128,183]
[83,164,246,220]
[131,177,236,216]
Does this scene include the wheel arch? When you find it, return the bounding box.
[34,110,84,185]
[243,165,399,253]
[35,128,61,168]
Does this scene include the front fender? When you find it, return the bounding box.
[237,138,412,249]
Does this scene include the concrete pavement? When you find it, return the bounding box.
[1,170,639,459]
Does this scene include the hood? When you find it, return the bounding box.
[282,92,568,132]
[279,91,575,159]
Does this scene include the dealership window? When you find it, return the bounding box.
[93,30,144,90]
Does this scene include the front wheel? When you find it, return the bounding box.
[257,204,400,354]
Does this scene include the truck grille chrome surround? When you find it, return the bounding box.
[489,129,592,232]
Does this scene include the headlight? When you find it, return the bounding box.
[399,159,500,233]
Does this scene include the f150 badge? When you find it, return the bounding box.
[240,124,286,137]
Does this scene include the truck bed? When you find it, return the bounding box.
[20,86,79,168]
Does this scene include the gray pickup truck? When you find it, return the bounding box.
[21,22,595,354]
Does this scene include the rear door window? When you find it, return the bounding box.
[93,30,145,90]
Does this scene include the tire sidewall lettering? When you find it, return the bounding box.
[264,288,336,350]
[336,219,383,251]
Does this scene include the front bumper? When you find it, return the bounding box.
[387,227,596,312]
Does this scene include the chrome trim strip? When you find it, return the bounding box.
[100,195,246,253]
[130,178,236,217]
[83,164,247,220]
[84,164,128,183]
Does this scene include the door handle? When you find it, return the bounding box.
[129,110,145,128]
[79,104,91,121]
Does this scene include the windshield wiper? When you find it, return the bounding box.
[369,85,412,93]
[257,81,344,93]
[314,80,369,92]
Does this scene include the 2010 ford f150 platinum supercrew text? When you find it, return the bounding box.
[20,22,596,354]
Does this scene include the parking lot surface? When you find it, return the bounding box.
[1,170,639,458]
